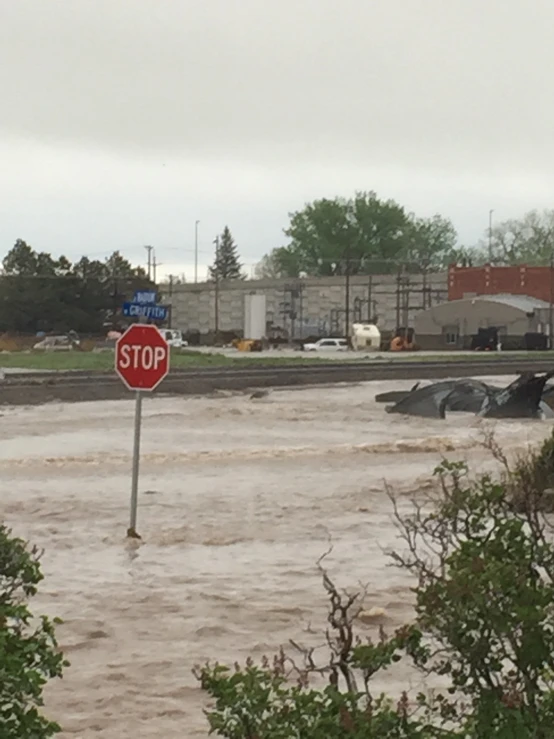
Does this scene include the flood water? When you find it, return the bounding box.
[1,376,552,737]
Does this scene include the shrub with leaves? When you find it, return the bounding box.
[495,427,554,512]
[0,524,68,738]
[386,459,554,736]
[194,555,427,738]
[195,448,554,738]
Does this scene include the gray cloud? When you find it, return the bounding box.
[1,0,554,273]
[2,0,554,172]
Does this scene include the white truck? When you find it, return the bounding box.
[158,328,188,348]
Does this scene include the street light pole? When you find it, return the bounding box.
[488,209,494,262]
[194,220,200,283]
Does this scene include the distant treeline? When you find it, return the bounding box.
[0,240,154,334]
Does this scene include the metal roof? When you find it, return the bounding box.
[457,294,551,312]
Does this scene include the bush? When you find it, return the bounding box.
[0,525,68,737]
[195,451,554,738]
[507,430,554,512]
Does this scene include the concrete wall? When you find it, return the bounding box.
[161,272,448,340]
[414,298,550,349]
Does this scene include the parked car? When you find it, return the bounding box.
[302,338,348,352]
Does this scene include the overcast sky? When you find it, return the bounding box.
[1,0,553,280]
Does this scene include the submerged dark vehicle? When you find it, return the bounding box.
[384,379,495,419]
[478,371,554,420]
[374,382,421,404]
[383,372,554,420]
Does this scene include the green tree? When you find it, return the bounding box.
[104,250,147,279]
[254,247,302,279]
[209,226,245,280]
[0,240,67,333]
[2,239,58,277]
[195,446,554,737]
[350,191,411,273]
[404,214,458,271]
[484,209,554,265]
[448,245,485,268]
[283,196,356,276]
[0,525,68,737]
[0,242,154,334]
[272,191,458,277]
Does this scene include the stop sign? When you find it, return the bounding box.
[115,324,170,391]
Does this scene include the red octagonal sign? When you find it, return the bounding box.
[115,324,170,391]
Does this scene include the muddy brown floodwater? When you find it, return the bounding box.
[1,376,552,737]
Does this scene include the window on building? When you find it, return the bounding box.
[443,326,459,345]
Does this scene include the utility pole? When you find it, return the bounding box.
[194,220,200,283]
[214,235,220,340]
[550,252,553,350]
[111,261,118,322]
[344,242,351,344]
[152,251,159,284]
[144,245,153,279]
[488,210,494,263]
[548,252,554,350]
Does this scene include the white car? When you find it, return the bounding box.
[302,338,349,352]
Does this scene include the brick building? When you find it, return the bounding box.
[448,264,554,303]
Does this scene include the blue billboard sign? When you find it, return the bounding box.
[122,302,169,321]
[133,290,158,305]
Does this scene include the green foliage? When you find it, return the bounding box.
[514,429,554,497]
[258,191,458,278]
[404,215,458,270]
[0,239,153,334]
[388,459,554,736]
[256,199,554,276]
[446,245,484,268]
[196,656,426,738]
[486,209,554,265]
[209,226,245,281]
[196,454,554,738]
[254,249,301,279]
[0,524,68,737]
[486,428,554,514]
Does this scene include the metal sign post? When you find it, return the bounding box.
[115,324,170,539]
[129,390,143,537]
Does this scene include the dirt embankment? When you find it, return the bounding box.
[3,356,554,407]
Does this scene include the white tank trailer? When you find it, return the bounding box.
[351,322,381,351]
[243,293,267,340]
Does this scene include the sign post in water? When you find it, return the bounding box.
[115,324,169,538]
